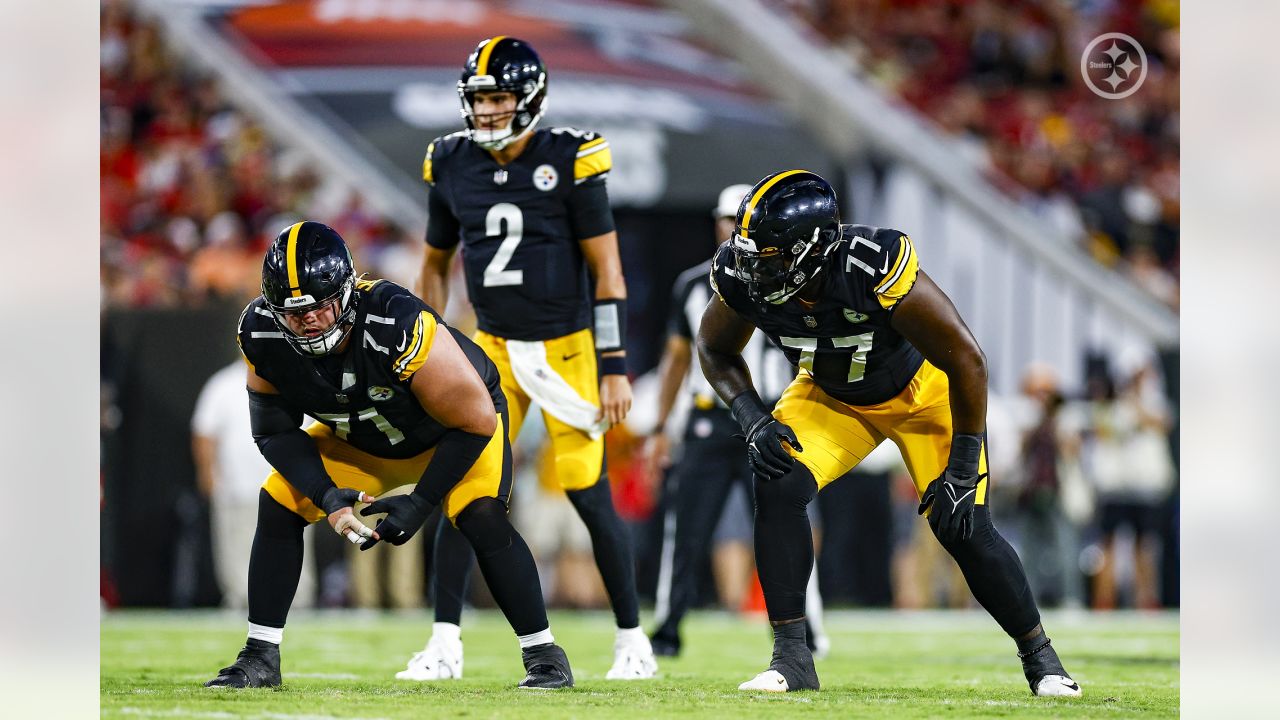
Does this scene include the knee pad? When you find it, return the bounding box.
[753,463,817,516]
[256,488,307,539]
[454,497,514,557]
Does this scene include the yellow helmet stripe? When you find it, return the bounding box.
[477,36,507,76]
[741,169,809,239]
[285,221,304,297]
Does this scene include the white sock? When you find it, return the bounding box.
[518,628,555,649]
[247,622,283,646]
[616,626,647,646]
[432,622,462,644]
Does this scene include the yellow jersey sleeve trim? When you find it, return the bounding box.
[355,277,383,292]
[574,143,612,180]
[394,311,438,381]
[875,236,919,309]
[422,141,436,184]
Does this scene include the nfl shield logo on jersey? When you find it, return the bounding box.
[533,164,559,191]
[368,386,395,402]
[803,315,817,328]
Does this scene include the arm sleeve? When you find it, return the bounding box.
[425,187,461,249]
[567,176,615,240]
[248,390,337,511]
[411,428,493,506]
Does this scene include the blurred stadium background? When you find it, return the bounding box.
[100,0,1178,629]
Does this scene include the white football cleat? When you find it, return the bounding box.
[738,669,790,692]
[606,634,658,679]
[395,635,463,681]
[1033,674,1082,697]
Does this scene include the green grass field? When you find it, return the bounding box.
[101,609,1178,718]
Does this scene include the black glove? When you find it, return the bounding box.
[730,392,803,481]
[318,487,363,515]
[917,434,986,542]
[358,493,434,551]
[745,415,803,481]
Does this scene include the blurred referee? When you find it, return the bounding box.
[644,185,828,657]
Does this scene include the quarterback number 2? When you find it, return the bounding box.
[780,332,875,383]
[314,408,406,446]
[483,203,524,287]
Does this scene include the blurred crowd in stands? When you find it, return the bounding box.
[780,0,1179,307]
[100,0,420,311]
[100,0,1177,616]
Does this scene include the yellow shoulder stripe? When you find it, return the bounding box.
[578,136,607,153]
[574,143,612,180]
[394,311,438,381]
[422,141,436,184]
[875,236,919,309]
[355,277,383,292]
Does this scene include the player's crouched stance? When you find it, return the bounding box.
[698,171,1081,698]
[205,222,572,690]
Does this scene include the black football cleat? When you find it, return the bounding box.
[649,631,681,658]
[739,644,820,692]
[205,638,282,688]
[1020,639,1081,697]
[518,643,574,689]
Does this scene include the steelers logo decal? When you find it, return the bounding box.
[368,386,395,402]
[533,164,559,191]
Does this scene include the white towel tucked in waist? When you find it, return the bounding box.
[506,339,609,440]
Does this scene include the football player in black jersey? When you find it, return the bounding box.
[205,222,573,690]
[410,36,655,681]
[698,171,1081,697]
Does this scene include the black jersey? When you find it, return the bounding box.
[237,279,505,460]
[423,127,616,341]
[711,224,926,406]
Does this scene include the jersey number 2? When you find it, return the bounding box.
[483,203,524,287]
[779,332,875,383]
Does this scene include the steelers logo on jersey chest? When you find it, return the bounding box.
[533,164,559,191]
[368,386,395,402]
[843,308,869,323]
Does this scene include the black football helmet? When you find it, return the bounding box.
[731,170,843,305]
[261,221,358,357]
[458,36,547,150]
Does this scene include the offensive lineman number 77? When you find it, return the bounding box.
[779,332,875,382]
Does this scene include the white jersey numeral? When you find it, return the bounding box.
[779,332,875,383]
[314,407,405,445]
[483,202,525,287]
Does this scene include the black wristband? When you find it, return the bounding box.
[729,392,770,436]
[947,433,984,478]
[599,354,627,376]
[593,298,627,353]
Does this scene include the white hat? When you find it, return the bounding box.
[714,184,753,219]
